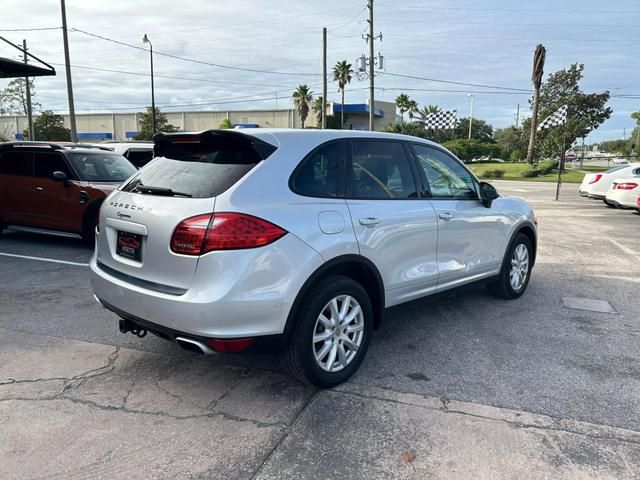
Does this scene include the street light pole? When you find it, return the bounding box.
[468,94,474,140]
[143,34,156,135]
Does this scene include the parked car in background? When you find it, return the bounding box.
[605,178,640,210]
[0,141,137,241]
[611,158,629,165]
[91,129,537,387]
[105,142,155,168]
[579,163,640,203]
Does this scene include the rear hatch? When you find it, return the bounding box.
[95,130,277,292]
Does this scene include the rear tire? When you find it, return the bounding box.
[281,275,373,388]
[487,233,533,300]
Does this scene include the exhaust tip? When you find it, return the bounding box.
[175,336,215,355]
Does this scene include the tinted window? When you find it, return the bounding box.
[122,136,276,198]
[412,144,478,199]
[0,151,32,176]
[126,149,154,167]
[34,152,72,178]
[291,141,344,197]
[67,152,136,182]
[348,141,418,199]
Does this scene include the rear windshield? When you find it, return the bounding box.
[120,136,276,198]
[67,152,137,182]
[605,165,628,174]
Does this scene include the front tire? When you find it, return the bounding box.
[487,233,533,299]
[281,275,373,388]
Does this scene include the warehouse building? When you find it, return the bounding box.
[0,100,397,141]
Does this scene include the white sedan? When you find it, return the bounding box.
[579,163,640,201]
[605,178,640,211]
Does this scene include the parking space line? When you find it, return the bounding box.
[0,252,89,267]
[608,239,639,257]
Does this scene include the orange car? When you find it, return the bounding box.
[0,142,137,242]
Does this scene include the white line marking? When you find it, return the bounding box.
[0,252,88,267]
[608,239,640,257]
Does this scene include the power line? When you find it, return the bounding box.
[383,72,531,92]
[70,28,322,77]
[0,27,60,32]
[376,3,640,14]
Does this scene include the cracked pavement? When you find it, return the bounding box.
[1,181,640,478]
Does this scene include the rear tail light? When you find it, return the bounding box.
[616,182,638,190]
[589,174,603,184]
[170,213,287,255]
[637,194,640,207]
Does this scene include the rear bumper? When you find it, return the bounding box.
[587,193,605,200]
[90,232,324,339]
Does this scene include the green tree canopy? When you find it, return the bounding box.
[218,118,233,129]
[292,84,313,128]
[523,64,612,160]
[395,93,411,121]
[134,107,178,140]
[453,117,494,143]
[24,110,70,141]
[312,96,324,127]
[494,126,527,160]
[0,78,41,116]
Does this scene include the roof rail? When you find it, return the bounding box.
[0,141,66,150]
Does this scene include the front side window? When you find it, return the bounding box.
[0,151,33,176]
[33,152,72,178]
[66,152,136,182]
[348,141,418,199]
[291,141,344,197]
[412,144,478,199]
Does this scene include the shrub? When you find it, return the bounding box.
[538,160,559,175]
[509,150,525,162]
[442,139,502,161]
[522,168,540,178]
[483,169,505,179]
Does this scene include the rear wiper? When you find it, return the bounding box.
[134,185,192,197]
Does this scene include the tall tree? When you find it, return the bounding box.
[395,93,411,121]
[134,107,178,140]
[332,60,353,129]
[0,78,41,115]
[23,110,70,141]
[407,99,418,122]
[312,96,325,128]
[494,126,527,160]
[526,44,546,164]
[523,64,612,160]
[292,84,313,128]
[632,111,640,159]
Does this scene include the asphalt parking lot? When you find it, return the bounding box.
[1,180,639,479]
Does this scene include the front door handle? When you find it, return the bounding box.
[438,212,454,221]
[359,217,381,226]
[32,186,44,192]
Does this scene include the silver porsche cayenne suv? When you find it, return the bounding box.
[91,129,537,387]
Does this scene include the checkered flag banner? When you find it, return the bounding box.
[537,104,568,131]
[425,110,457,129]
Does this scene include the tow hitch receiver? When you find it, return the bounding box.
[119,318,147,338]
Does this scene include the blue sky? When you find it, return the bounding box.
[1,0,638,142]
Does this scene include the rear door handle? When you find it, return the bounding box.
[32,186,44,192]
[359,217,381,226]
[438,212,454,221]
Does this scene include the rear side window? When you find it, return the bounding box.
[348,141,418,199]
[34,152,73,178]
[67,152,137,182]
[291,141,345,197]
[122,134,276,198]
[0,151,33,176]
[126,149,154,167]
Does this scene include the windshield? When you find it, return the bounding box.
[67,152,137,182]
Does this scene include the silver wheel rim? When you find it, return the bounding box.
[312,295,364,373]
[510,243,530,291]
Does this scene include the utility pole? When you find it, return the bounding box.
[515,103,520,128]
[468,94,474,140]
[143,34,156,135]
[368,0,374,131]
[22,40,34,141]
[322,27,327,129]
[60,0,78,142]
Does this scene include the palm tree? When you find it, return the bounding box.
[395,93,411,121]
[292,84,313,128]
[407,100,418,122]
[312,96,324,128]
[333,60,354,129]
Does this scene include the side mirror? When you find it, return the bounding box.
[52,170,71,187]
[479,182,499,208]
[52,171,67,182]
